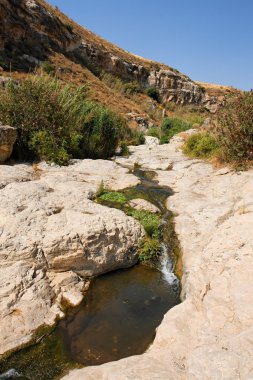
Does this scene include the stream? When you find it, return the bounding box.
[0,168,181,380]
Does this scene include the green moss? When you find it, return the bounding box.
[98,191,128,204]
[127,209,160,238]
[0,324,78,380]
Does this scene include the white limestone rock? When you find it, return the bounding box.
[63,133,253,380]
[0,159,144,356]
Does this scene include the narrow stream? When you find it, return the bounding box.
[0,169,180,380]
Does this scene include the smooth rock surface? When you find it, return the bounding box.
[0,159,144,356]
[0,125,17,162]
[128,198,160,213]
[64,133,253,379]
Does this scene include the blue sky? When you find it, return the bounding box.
[48,0,253,90]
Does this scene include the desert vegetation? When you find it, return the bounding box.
[147,117,193,143]
[183,91,253,169]
[0,76,135,164]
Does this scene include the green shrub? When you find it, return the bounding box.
[216,92,253,166]
[41,61,55,74]
[183,132,219,159]
[79,104,126,159]
[146,87,160,102]
[160,117,192,143]
[0,76,127,164]
[0,77,84,164]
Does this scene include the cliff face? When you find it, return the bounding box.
[0,0,209,106]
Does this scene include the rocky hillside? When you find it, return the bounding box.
[0,0,234,123]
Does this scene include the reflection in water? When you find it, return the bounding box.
[57,265,180,366]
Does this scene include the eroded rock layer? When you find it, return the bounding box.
[0,0,218,106]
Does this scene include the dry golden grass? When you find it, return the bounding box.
[196,81,239,97]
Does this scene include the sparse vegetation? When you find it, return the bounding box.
[100,72,142,96]
[0,76,129,164]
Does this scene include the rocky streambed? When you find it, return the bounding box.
[1,134,253,380]
[63,134,253,380]
[0,161,180,379]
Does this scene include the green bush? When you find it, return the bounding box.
[146,87,160,102]
[160,117,192,143]
[183,132,219,159]
[0,76,127,164]
[216,92,253,166]
[79,104,126,159]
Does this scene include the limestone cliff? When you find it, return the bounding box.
[0,0,229,109]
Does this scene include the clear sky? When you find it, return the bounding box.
[47,0,253,91]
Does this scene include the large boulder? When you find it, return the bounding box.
[0,124,17,162]
[0,159,144,355]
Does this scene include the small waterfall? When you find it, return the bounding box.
[160,243,179,288]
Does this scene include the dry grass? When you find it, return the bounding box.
[196,81,239,97]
